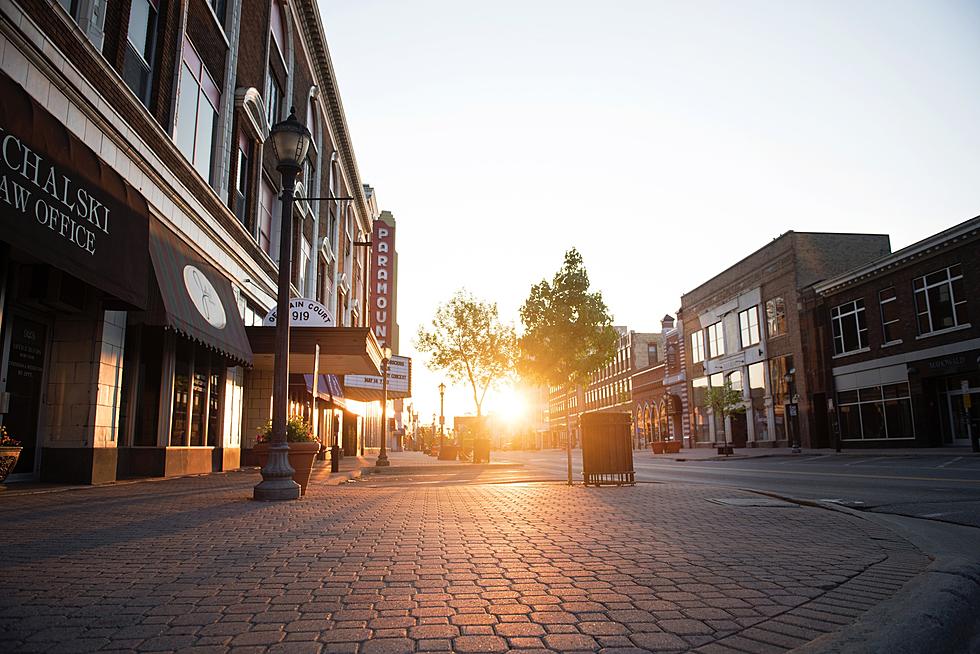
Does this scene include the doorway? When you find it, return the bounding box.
[1,312,51,479]
[947,389,979,445]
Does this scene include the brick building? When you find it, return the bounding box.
[0,0,388,482]
[547,326,661,448]
[632,314,689,448]
[680,232,891,449]
[812,216,980,448]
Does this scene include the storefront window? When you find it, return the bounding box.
[838,383,914,440]
[170,341,225,447]
[692,377,709,442]
[748,362,768,441]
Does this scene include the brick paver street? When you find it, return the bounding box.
[0,468,928,653]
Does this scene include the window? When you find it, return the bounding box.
[748,362,768,441]
[174,39,219,182]
[234,132,252,225]
[831,299,868,355]
[298,236,311,295]
[707,322,725,358]
[838,383,914,441]
[766,297,787,338]
[647,343,658,364]
[171,339,226,447]
[691,377,709,442]
[266,74,282,125]
[738,306,760,348]
[258,178,276,256]
[122,0,158,104]
[878,287,900,343]
[690,329,705,364]
[914,265,969,335]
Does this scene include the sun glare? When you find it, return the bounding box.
[493,386,529,425]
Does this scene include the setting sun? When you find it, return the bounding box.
[491,385,529,426]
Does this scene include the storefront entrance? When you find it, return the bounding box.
[946,388,979,445]
[1,312,50,478]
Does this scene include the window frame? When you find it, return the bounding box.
[690,329,705,364]
[831,299,869,356]
[765,297,787,338]
[914,265,969,335]
[878,286,901,345]
[174,38,220,183]
[707,322,725,359]
[738,306,761,348]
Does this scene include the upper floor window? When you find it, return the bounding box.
[690,329,705,364]
[914,265,969,335]
[57,0,81,21]
[647,343,658,364]
[707,322,725,358]
[831,299,868,355]
[266,75,282,125]
[878,287,900,344]
[122,0,158,105]
[233,132,252,225]
[766,297,787,338]
[174,39,219,183]
[298,235,311,294]
[738,306,760,348]
[258,177,276,256]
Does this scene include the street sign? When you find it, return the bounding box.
[263,298,333,327]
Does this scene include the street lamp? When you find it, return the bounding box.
[376,346,393,467]
[254,107,312,501]
[438,382,446,456]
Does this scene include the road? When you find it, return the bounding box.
[495,449,980,529]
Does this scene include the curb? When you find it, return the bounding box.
[743,488,980,654]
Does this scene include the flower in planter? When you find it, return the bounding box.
[255,417,315,444]
[0,425,20,448]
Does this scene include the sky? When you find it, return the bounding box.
[317,0,980,423]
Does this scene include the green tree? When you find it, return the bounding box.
[519,248,618,484]
[416,290,518,417]
[703,380,745,453]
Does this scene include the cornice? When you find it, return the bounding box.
[814,216,980,296]
[292,0,371,224]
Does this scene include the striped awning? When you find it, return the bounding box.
[148,219,253,365]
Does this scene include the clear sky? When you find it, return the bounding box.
[318,0,980,422]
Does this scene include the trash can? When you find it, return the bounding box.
[581,411,635,486]
[473,438,491,463]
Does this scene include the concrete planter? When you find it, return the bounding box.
[0,447,22,483]
[253,442,321,496]
[650,441,666,454]
[664,441,681,454]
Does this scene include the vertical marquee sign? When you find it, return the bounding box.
[370,218,395,349]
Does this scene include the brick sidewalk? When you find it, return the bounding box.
[0,470,927,653]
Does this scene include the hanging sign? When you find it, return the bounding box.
[263,298,333,327]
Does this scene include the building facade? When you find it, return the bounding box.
[632,314,689,448]
[680,232,891,449]
[0,0,386,482]
[813,216,980,448]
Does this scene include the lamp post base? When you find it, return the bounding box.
[253,443,301,501]
[375,453,390,467]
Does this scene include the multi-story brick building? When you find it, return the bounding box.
[812,216,980,448]
[0,0,387,482]
[680,232,891,449]
[632,314,689,448]
[547,326,661,448]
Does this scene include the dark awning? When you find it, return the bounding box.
[0,70,149,308]
[148,219,253,365]
[246,326,383,376]
[298,374,346,408]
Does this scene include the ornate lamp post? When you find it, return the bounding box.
[253,108,312,501]
[438,382,446,455]
[376,346,393,466]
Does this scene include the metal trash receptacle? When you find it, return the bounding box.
[581,411,635,486]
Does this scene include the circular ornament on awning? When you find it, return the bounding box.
[183,265,227,329]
